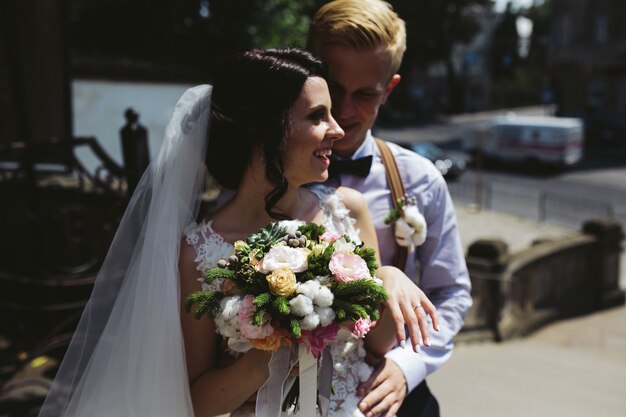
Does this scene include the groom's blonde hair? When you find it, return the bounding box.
[307,0,407,78]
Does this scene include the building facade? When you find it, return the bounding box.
[549,0,626,143]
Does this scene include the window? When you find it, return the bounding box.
[556,15,571,48]
[594,15,609,44]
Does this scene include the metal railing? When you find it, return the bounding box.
[448,180,621,229]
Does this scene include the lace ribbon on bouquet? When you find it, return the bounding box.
[256,345,333,417]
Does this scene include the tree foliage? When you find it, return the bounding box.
[68,0,317,80]
[490,1,552,108]
[389,0,493,113]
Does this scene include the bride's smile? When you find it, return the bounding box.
[281,76,343,186]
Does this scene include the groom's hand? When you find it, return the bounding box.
[357,358,407,417]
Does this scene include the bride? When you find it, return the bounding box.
[38,48,436,417]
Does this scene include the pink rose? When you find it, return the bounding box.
[298,323,340,358]
[320,231,342,244]
[351,318,372,338]
[328,252,370,282]
[238,295,273,339]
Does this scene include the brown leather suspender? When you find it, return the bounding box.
[374,138,409,270]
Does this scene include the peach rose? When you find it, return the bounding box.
[250,328,293,352]
[266,267,298,297]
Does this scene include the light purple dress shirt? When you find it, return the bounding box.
[333,131,472,393]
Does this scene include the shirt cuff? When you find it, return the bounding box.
[384,346,428,393]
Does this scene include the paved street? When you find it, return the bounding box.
[429,303,626,417]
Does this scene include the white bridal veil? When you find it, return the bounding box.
[38,85,212,417]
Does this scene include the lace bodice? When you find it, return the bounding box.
[184,184,373,417]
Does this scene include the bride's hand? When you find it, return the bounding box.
[377,265,439,352]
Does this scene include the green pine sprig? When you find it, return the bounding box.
[289,319,302,339]
[384,207,400,225]
[354,247,379,276]
[204,267,235,284]
[273,296,291,315]
[306,245,334,276]
[334,279,388,301]
[332,299,368,322]
[184,291,223,320]
[253,292,272,308]
[253,309,267,326]
[298,223,326,241]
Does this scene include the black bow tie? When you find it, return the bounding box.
[328,155,373,178]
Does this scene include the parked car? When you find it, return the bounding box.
[400,142,467,180]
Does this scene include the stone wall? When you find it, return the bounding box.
[462,219,625,341]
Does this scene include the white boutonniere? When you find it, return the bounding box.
[384,195,427,251]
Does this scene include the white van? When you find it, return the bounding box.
[466,114,584,167]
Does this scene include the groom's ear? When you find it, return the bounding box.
[382,75,401,105]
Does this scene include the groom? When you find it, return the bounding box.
[307,1,472,416]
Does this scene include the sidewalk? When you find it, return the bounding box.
[428,205,626,417]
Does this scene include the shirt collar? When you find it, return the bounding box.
[349,130,376,160]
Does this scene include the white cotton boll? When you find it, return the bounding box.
[394,218,414,247]
[316,307,335,326]
[278,220,304,235]
[220,296,242,320]
[404,205,427,246]
[297,280,320,299]
[289,294,314,316]
[411,227,427,246]
[314,285,334,308]
[214,314,227,333]
[215,320,236,338]
[300,313,320,331]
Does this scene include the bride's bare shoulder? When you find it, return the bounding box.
[336,186,368,215]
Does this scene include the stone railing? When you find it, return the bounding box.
[461,219,625,341]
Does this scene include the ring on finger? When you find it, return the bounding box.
[413,304,422,310]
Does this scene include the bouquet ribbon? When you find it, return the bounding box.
[256,345,333,417]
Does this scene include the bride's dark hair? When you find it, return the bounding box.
[207,48,327,219]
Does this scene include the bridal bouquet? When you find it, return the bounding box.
[185,221,388,358]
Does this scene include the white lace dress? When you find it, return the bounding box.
[184,185,375,417]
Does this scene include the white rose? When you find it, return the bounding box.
[260,245,308,273]
[333,237,356,253]
[228,336,253,353]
